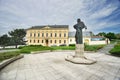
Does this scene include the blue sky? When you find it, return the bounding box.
[0,0,120,35]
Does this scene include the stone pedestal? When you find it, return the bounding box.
[65,44,96,64]
[75,44,84,58]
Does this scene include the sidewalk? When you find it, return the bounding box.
[97,43,116,54]
[0,51,120,80]
[0,49,19,53]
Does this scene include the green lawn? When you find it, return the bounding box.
[19,45,105,53]
[84,44,105,52]
[19,45,53,53]
[52,45,105,52]
[0,44,105,62]
[109,42,120,57]
[0,51,20,62]
[51,46,75,50]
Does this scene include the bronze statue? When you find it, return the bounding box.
[74,18,87,44]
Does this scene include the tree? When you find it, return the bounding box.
[0,34,10,48]
[96,32,106,37]
[8,29,26,48]
[116,33,120,39]
[106,32,116,41]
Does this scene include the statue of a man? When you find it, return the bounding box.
[74,18,87,44]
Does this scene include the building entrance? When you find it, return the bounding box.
[45,39,49,46]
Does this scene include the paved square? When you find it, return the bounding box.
[0,51,120,80]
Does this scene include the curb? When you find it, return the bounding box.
[31,50,95,54]
[31,50,74,54]
[0,54,24,70]
[31,50,51,54]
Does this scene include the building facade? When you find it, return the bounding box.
[26,25,69,46]
[69,31,110,45]
[26,26,110,46]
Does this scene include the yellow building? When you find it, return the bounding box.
[26,25,69,46]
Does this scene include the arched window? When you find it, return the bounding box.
[59,40,61,43]
[64,40,66,43]
[50,40,52,43]
[30,40,32,43]
[55,33,57,37]
[55,40,56,43]
[51,33,52,37]
[34,40,35,43]
[34,33,36,37]
[38,33,40,37]
[38,40,39,43]
[42,33,44,37]
[46,33,48,37]
[64,33,66,37]
[30,33,32,37]
[59,33,61,37]
[42,40,44,43]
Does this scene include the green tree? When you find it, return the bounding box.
[8,29,26,48]
[106,32,116,41]
[116,33,120,39]
[96,32,106,37]
[0,34,10,49]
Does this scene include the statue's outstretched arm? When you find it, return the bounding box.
[74,25,77,29]
[82,22,87,29]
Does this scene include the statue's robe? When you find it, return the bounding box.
[74,22,86,44]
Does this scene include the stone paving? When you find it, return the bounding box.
[0,51,120,80]
[97,43,116,54]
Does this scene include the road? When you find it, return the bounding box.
[0,49,19,53]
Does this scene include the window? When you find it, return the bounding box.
[59,40,61,43]
[50,40,52,43]
[64,33,66,37]
[59,33,61,37]
[51,33,52,37]
[30,33,32,37]
[64,40,66,43]
[34,33,36,37]
[42,33,44,37]
[55,40,56,43]
[38,40,39,43]
[30,40,32,43]
[38,33,40,37]
[42,40,44,43]
[55,33,57,37]
[34,40,35,43]
[70,39,72,42]
[91,38,105,41]
[46,33,48,37]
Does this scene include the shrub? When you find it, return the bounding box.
[18,46,24,49]
[69,44,75,46]
[59,44,67,46]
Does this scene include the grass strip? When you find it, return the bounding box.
[109,42,120,57]
[0,51,20,62]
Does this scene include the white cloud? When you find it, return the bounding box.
[0,0,120,35]
[89,4,117,19]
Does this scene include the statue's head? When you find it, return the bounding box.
[77,18,81,23]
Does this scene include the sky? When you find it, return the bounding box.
[0,0,120,35]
